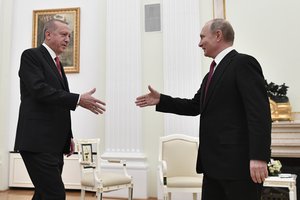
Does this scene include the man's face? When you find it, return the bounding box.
[198,22,218,58]
[46,21,71,55]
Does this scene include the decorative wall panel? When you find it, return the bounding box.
[106,0,142,154]
[162,0,202,137]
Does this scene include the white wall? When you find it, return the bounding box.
[1,0,300,197]
[226,1,300,112]
[0,0,13,191]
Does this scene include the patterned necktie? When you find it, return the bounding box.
[204,60,216,101]
[54,57,62,77]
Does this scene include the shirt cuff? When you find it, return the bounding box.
[77,94,81,105]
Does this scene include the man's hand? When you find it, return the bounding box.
[135,85,160,107]
[79,88,106,114]
[250,160,268,183]
[65,138,75,157]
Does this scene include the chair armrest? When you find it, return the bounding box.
[80,161,96,168]
[101,158,131,177]
[161,160,167,175]
[158,160,168,185]
[107,159,122,163]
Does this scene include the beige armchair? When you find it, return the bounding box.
[76,138,133,200]
[158,134,203,200]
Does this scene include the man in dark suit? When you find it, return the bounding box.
[14,19,106,200]
[136,18,271,200]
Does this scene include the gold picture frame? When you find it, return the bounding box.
[32,7,80,73]
[213,0,226,19]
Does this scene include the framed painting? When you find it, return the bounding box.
[213,0,226,19]
[32,7,80,73]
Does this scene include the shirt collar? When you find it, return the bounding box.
[214,46,234,66]
[42,43,57,61]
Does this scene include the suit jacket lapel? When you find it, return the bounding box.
[200,73,209,110]
[39,45,67,89]
[202,50,238,110]
[60,63,70,92]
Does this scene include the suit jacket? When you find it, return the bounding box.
[156,50,271,180]
[14,45,79,154]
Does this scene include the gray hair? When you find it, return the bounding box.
[42,18,69,40]
[210,18,234,44]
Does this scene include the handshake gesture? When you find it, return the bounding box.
[79,88,106,114]
[135,85,161,107]
[80,85,161,115]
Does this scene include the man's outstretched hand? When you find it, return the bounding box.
[135,85,160,107]
[79,88,106,114]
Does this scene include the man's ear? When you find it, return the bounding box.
[215,30,222,42]
[44,30,51,40]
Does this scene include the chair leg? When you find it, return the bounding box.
[80,189,85,200]
[128,187,133,200]
[163,193,168,200]
[168,192,171,200]
[193,193,197,200]
[97,192,103,200]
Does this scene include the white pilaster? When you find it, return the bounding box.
[105,0,147,199]
[0,0,13,191]
[162,0,202,138]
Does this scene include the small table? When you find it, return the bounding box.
[263,174,297,200]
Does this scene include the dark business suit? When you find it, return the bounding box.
[14,45,79,200]
[156,50,271,199]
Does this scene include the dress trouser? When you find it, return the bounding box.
[20,151,65,200]
[201,174,263,200]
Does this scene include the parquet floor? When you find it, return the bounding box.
[0,189,94,200]
[0,188,156,200]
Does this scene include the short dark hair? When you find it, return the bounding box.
[42,18,69,41]
[210,18,234,44]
